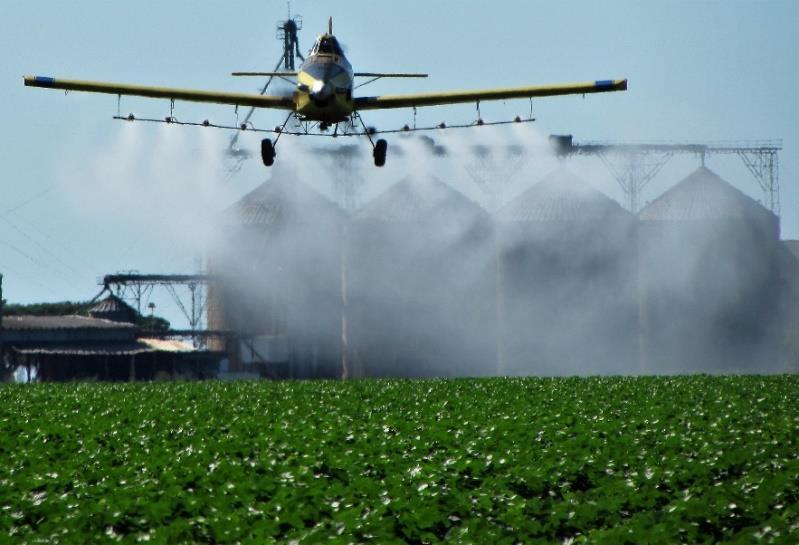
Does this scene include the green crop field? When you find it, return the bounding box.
[1,376,798,544]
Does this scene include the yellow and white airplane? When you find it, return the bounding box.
[24,18,626,167]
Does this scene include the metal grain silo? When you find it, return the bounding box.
[495,168,637,376]
[207,165,346,378]
[774,241,799,372]
[637,166,780,373]
[347,173,494,377]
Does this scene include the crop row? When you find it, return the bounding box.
[1,376,798,543]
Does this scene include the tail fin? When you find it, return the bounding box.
[328,17,332,35]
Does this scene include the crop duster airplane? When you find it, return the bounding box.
[24,18,626,167]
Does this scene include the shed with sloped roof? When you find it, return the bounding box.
[1,315,218,381]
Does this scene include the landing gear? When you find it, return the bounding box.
[261,138,275,167]
[260,112,296,168]
[353,112,388,168]
[373,139,387,167]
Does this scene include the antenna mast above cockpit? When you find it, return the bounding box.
[278,3,304,70]
[226,3,304,171]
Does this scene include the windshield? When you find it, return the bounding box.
[313,36,343,56]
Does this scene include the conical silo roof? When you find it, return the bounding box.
[222,165,345,227]
[639,166,776,224]
[88,294,138,323]
[495,168,630,222]
[353,174,486,223]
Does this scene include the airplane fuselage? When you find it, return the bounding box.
[295,34,354,123]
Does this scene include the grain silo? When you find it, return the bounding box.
[347,173,495,377]
[495,167,638,376]
[774,241,799,372]
[207,164,347,378]
[637,166,780,373]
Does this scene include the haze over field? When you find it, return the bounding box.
[199,121,790,376]
[1,2,796,375]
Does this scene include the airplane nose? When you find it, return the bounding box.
[310,80,334,98]
[310,81,334,107]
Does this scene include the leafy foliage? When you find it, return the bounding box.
[1,376,797,543]
[134,315,170,332]
[2,300,91,316]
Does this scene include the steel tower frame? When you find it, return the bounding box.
[559,138,782,215]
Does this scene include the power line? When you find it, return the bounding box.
[0,216,87,285]
[0,239,67,295]
[2,184,57,215]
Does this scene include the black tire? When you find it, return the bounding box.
[261,138,275,167]
[373,139,387,167]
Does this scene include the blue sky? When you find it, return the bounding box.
[1,1,797,323]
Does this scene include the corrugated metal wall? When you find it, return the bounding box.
[637,166,781,373]
[347,174,495,377]
[207,168,346,378]
[208,164,787,377]
[495,168,638,375]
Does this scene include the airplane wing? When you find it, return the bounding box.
[231,72,298,77]
[354,73,428,78]
[354,79,627,110]
[23,75,295,110]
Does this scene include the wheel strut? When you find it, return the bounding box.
[261,112,296,168]
[354,112,388,167]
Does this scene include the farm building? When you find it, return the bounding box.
[347,173,495,377]
[206,165,347,378]
[637,166,781,373]
[495,168,638,375]
[774,240,799,370]
[207,169,496,379]
[203,162,793,378]
[0,313,217,381]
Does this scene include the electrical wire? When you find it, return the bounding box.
[0,216,88,285]
[2,184,57,215]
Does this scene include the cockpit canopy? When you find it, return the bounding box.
[311,35,344,56]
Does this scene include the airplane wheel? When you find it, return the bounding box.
[261,138,276,167]
[373,139,387,167]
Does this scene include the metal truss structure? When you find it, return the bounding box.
[303,134,781,217]
[100,273,219,347]
[312,145,366,213]
[464,145,530,212]
[554,137,783,215]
